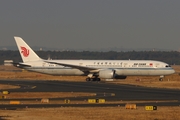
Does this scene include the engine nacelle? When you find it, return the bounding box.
[98,69,127,79]
[98,69,115,79]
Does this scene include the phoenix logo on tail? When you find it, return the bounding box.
[21,46,29,57]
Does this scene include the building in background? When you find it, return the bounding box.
[4,60,13,66]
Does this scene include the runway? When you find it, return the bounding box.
[0,79,180,109]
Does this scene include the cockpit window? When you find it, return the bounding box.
[165,65,171,67]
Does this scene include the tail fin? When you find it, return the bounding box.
[14,36,42,62]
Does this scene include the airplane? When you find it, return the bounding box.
[13,36,175,81]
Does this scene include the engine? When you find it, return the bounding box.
[98,69,127,79]
[98,69,115,79]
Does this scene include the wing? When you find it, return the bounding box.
[44,61,99,72]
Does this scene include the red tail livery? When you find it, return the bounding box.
[21,46,29,57]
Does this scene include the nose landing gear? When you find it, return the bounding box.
[159,75,164,81]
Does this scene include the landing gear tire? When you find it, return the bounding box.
[93,78,100,81]
[86,78,101,82]
[97,78,100,81]
[86,78,91,81]
[159,75,164,81]
[159,78,163,81]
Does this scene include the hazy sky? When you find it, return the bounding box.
[0,0,180,51]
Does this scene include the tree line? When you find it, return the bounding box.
[0,50,180,65]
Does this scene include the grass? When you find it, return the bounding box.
[0,107,180,120]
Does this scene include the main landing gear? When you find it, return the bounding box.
[86,77,101,81]
[159,75,164,81]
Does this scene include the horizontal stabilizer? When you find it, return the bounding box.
[12,62,31,68]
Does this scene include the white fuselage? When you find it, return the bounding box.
[23,59,175,76]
